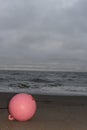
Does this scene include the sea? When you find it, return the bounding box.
[0,70,87,96]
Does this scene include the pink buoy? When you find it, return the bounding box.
[8,93,37,121]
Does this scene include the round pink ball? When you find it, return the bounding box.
[8,93,37,121]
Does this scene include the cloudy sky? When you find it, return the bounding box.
[0,0,87,71]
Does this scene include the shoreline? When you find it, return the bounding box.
[0,92,87,108]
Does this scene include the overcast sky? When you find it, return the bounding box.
[0,0,87,71]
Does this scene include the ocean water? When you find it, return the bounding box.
[0,70,87,96]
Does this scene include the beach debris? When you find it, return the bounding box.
[8,93,37,121]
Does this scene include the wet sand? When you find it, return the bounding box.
[0,92,87,130]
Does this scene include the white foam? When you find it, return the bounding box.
[0,85,87,96]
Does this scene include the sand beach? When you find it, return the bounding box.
[0,93,87,130]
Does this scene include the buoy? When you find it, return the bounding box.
[8,93,36,121]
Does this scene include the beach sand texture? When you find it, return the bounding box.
[0,93,87,130]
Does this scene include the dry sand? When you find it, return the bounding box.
[0,93,87,130]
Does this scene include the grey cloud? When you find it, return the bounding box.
[0,0,87,70]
